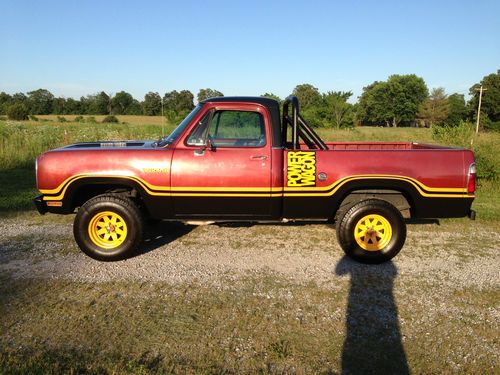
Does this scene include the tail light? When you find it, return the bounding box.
[35,157,39,188]
[467,163,476,195]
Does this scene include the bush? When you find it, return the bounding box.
[432,120,498,182]
[57,116,67,123]
[475,143,498,181]
[432,121,474,148]
[7,103,29,121]
[74,115,84,123]
[29,115,39,122]
[86,116,97,123]
[483,120,500,133]
[102,115,119,123]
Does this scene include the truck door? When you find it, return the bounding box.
[170,104,272,218]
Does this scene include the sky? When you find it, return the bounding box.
[0,0,499,102]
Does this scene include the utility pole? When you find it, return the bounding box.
[161,96,165,136]
[475,85,487,134]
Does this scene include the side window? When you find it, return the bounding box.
[186,111,211,146]
[210,110,265,148]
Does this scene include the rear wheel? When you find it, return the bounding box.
[74,194,143,261]
[336,199,406,264]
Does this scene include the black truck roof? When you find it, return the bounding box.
[202,96,282,147]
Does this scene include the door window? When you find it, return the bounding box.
[186,110,266,148]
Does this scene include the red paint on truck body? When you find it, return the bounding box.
[35,98,475,220]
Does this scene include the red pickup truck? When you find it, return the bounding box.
[34,96,476,263]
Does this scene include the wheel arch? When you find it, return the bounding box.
[63,177,150,213]
[334,181,416,221]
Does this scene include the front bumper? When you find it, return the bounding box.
[33,195,47,215]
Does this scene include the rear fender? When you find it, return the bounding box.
[335,189,411,220]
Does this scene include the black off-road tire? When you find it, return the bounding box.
[74,194,143,261]
[336,199,406,264]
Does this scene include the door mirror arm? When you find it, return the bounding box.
[207,135,216,151]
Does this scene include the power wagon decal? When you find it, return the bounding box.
[287,151,316,187]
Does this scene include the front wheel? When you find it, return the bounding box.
[74,194,143,261]
[336,199,406,264]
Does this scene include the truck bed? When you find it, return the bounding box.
[323,142,457,151]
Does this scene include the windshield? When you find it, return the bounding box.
[158,104,203,147]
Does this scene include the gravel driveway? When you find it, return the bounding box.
[1,214,499,373]
[1,215,499,289]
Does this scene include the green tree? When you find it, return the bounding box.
[418,87,449,127]
[292,84,321,110]
[322,91,355,128]
[469,70,500,130]
[163,90,195,122]
[357,81,390,126]
[27,88,54,114]
[65,98,82,114]
[261,93,282,104]
[358,74,428,127]
[7,103,29,120]
[52,97,65,114]
[0,92,12,114]
[447,93,468,126]
[164,90,194,112]
[52,97,81,115]
[11,92,28,105]
[82,92,111,115]
[142,92,162,116]
[111,91,135,115]
[177,90,195,112]
[197,88,223,102]
[126,99,142,115]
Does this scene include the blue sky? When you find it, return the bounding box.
[0,0,498,102]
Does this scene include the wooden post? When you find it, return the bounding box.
[475,85,487,134]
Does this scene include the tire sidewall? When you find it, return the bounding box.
[74,198,141,261]
[338,200,406,264]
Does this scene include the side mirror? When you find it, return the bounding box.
[193,136,215,156]
[206,135,216,151]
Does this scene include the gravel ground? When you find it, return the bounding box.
[1,215,499,290]
[1,214,499,373]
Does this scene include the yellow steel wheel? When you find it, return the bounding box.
[354,214,392,251]
[88,211,128,249]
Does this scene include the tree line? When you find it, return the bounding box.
[1,70,498,130]
[0,88,223,122]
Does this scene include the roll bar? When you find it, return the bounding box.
[282,96,328,150]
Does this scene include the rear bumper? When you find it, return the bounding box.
[33,195,47,215]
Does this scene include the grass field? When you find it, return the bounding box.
[0,116,499,373]
[1,117,498,219]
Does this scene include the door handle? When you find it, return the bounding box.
[250,155,268,160]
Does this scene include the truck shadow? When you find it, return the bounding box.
[133,221,194,258]
[335,256,409,374]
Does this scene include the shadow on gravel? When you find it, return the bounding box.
[133,221,194,258]
[335,256,409,375]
